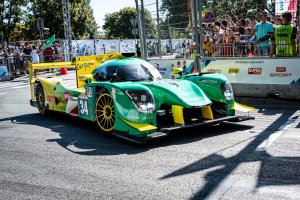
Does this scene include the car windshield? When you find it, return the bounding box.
[115,62,162,82]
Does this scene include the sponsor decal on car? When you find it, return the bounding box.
[46,95,65,104]
[64,91,70,102]
[228,68,240,74]
[248,68,262,75]
[198,79,218,84]
[87,87,92,97]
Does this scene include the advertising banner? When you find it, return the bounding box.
[148,58,300,85]
[120,39,136,53]
[95,40,120,54]
[275,0,298,19]
[0,65,10,81]
[72,40,95,57]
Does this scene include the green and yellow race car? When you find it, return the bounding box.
[29,52,254,143]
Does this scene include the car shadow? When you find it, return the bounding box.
[5,112,253,156]
[160,109,300,199]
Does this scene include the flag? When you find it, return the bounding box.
[45,34,55,49]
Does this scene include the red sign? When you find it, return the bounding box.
[248,68,262,75]
[276,67,286,72]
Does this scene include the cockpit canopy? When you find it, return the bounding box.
[93,58,163,82]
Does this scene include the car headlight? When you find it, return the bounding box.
[125,90,155,113]
[222,81,234,101]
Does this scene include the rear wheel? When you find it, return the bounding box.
[95,93,115,134]
[36,83,47,115]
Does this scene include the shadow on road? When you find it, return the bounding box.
[160,109,300,199]
[3,112,253,156]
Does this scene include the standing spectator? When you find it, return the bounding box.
[7,48,15,75]
[211,26,224,57]
[19,44,25,74]
[0,47,4,65]
[233,32,243,56]
[31,45,39,63]
[271,12,297,57]
[241,27,256,55]
[136,41,141,58]
[43,45,54,61]
[251,11,274,56]
[223,34,234,57]
[203,34,214,56]
[23,43,32,62]
[53,43,60,61]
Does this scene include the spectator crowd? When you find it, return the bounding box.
[190,11,299,58]
[0,42,61,76]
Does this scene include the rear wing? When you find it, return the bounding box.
[29,52,126,100]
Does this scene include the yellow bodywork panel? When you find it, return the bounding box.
[121,118,157,132]
[172,105,185,125]
[201,105,214,120]
[234,102,256,112]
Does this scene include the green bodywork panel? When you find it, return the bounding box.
[180,73,235,116]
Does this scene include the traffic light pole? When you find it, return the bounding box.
[62,0,72,61]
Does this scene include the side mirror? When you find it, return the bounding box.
[79,74,93,83]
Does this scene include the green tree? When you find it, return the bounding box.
[0,0,29,42]
[210,0,268,21]
[161,0,189,29]
[103,7,156,39]
[24,0,98,41]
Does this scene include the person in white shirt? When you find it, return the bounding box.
[30,45,39,63]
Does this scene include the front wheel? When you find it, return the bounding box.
[95,93,115,134]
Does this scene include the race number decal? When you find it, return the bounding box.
[79,99,88,115]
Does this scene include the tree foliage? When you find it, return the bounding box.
[161,0,270,26]
[103,7,156,39]
[161,0,190,29]
[24,0,98,41]
[0,0,29,42]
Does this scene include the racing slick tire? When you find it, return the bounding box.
[95,91,115,134]
[35,82,48,116]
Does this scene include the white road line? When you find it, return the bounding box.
[13,85,28,89]
[256,118,297,152]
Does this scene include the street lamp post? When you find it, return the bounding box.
[193,0,200,73]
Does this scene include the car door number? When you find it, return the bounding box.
[79,99,88,115]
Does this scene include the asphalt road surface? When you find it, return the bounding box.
[0,72,300,200]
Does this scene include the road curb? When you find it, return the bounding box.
[235,96,300,109]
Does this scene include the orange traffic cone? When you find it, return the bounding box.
[61,67,68,75]
[60,56,68,75]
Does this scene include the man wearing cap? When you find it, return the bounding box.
[251,11,274,56]
[271,12,297,57]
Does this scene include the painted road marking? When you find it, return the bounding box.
[256,117,297,151]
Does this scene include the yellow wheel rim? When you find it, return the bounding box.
[95,93,115,132]
[36,87,44,113]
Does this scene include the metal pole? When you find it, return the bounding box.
[192,0,200,73]
[140,0,147,59]
[167,15,173,55]
[198,0,203,72]
[135,0,144,58]
[156,0,161,58]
